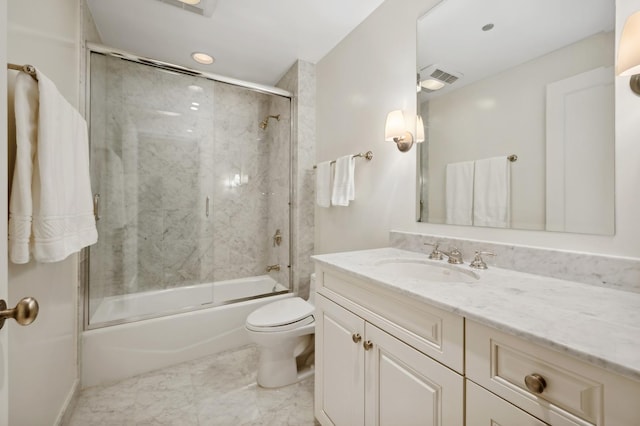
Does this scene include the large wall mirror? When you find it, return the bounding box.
[416,0,615,235]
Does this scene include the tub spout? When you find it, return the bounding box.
[266,264,281,272]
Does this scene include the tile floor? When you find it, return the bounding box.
[66,345,316,426]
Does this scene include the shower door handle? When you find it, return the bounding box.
[93,193,101,221]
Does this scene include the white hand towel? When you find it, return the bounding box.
[331,155,356,207]
[473,156,511,228]
[445,161,475,225]
[316,161,332,208]
[9,69,98,264]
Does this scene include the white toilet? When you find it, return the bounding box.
[245,275,315,388]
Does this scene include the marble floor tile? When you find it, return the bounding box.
[66,345,317,426]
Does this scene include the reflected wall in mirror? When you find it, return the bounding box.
[417,0,615,235]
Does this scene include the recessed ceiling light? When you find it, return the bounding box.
[192,102,200,106]
[192,52,214,65]
[188,85,203,93]
[178,0,201,4]
[420,79,446,91]
[190,106,199,111]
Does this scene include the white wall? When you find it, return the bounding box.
[6,0,82,424]
[316,0,640,259]
[426,32,613,230]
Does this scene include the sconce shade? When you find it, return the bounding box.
[385,110,406,142]
[617,11,640,76]
[385,110,414,152]
[416,115,425,143]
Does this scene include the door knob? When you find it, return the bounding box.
[0,297,39,330]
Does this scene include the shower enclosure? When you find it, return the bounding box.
[85,46,292,329]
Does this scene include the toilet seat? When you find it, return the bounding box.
[246,297,315,332]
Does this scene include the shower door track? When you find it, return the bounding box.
[86,42,293,99]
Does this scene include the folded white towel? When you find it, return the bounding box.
[316,161,332,208]
[473,156,511,228]
[445,161,475,225]
[9,69,98,263]
[331,155,356,207]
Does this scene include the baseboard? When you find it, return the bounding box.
[55,378,80,426]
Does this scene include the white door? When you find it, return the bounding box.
[315,295,365,426]
[546,66,615,234]
[364,323,464,426]
[1,2,9,424]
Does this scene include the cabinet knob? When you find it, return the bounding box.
[524,373,547,394]
[352,333,362,343]
[363,340,373,351]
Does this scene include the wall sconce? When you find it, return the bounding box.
[385,110,425,152]
[617,11,640,95]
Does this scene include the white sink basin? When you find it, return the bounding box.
[373,258,480,283]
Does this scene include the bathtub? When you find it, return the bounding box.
[82,275,292,388]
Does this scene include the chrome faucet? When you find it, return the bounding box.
[440,247,464,264]
[266,264,281,272]
[423,242,443,260]
[469,251,496,269]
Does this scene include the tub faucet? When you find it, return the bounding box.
[266,264,281,272]
[440,247,464,264]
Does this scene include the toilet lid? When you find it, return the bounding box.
[246,297,314,328]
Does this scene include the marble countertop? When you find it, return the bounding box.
[312,247,640,382]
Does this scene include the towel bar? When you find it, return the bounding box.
[313,151,373,169]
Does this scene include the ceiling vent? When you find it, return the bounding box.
[419,64,463,92]
[155,0,218,17]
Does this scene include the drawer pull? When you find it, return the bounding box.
[363,340,374,350]
[352,333,362,343]
[524,373,547,394]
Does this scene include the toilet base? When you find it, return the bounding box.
[256,334,314,388]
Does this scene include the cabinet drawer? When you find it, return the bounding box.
[466,320,640,426]
[466,380,549,426]
[318,268,464,373]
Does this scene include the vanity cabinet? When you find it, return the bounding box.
[466,320,640,426]
[314,258,640,426]
[314,269,464,426]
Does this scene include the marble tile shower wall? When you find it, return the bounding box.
[264,94,291,286]
[277,60,316,299]
[211,83,279,282]
[89,55,291,307]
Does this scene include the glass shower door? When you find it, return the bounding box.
[209,82,292,303]
[86,50,292,328]
[87,53,216,326]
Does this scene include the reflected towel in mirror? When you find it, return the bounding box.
[445,161,474,225]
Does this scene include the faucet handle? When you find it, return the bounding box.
[469,251,496,270]
[424,242,443,260]
[444,247,464,264]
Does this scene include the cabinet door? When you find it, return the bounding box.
[315,295,366,426]
[364,323,464,426]
[467,380,549,426]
